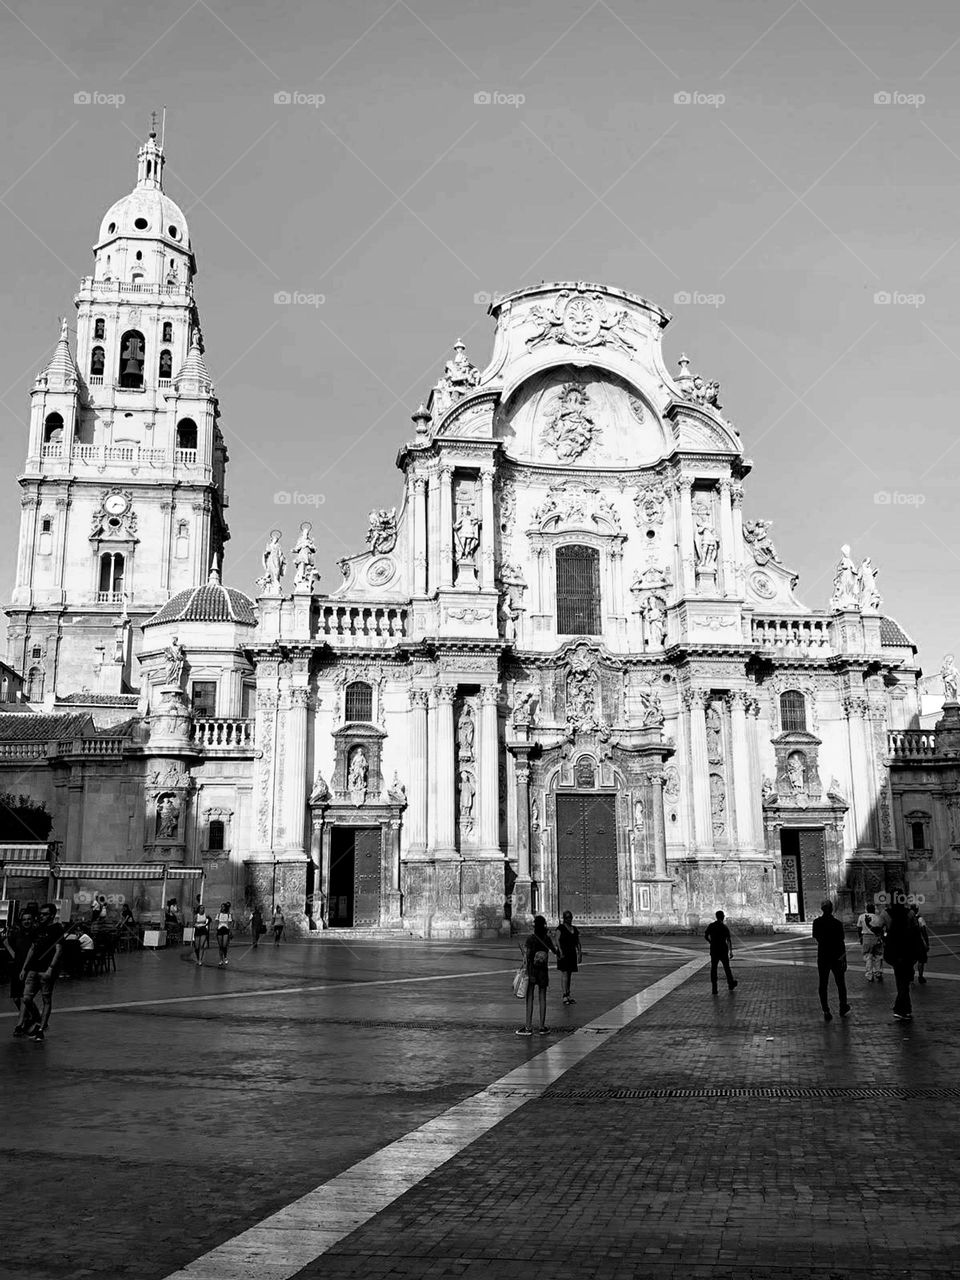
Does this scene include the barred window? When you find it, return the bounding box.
[779,690,806,733]
[910,821,926,851]
[556,545,601,636]
[208,819,225,852]
[345,681,373,722]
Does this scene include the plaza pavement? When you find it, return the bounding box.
[3,925,959,1280]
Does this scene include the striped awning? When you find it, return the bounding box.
[55,863,205,881]
[0,864,52,878]
[0,844,51,864]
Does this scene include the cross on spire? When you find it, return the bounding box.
[149,109,158,136]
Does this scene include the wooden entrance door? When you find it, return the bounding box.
[328,827,382,927]
[780,828,826,922]
[556,793,619,920]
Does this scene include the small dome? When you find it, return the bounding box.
[97,187,190,250]
[145,581,256,627]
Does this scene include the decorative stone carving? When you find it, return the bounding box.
[635,681,664,727]
[458,769,476,831]
[709,773,726,837]
[309,770,330,803]
[367,557,396,587]
[90,489,137,541]
[633,481,666,526]
[942,653,960,703]
[663,765,681,799]
[705,704,724,765]
[156,793,181,839]
[366,508,397,555]
[348,746,368,799]
[532,482,621,533]
[433,340,480,414]
[574,756,596,788]
[512,689,538,726]
[749,571,776,600]
[826,776,845,802]
[457,702,476,762]
[447,606,492,624]
[496,475,516,539]
[692,498,719,576]
[257,530,285,593]
[292,522,318,590]
[540,381,600,462]
[453,492,481,582]
[629,395,646,423]
[162,636,187,690]
[859,556,882,613]
[829,544,861,609]
[743,519,780,566]
[525,288,638,355]
[387,772,407,803]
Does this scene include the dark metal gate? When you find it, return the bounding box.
[556,545,601,635]
[556,793,619,920]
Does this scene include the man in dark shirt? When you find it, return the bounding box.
[704,910,738,994]
[16,903,64,1042]
[811,900,850,1021]
[883,901,925,1022]
[5,905,38,1026]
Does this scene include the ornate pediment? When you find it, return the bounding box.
[531,482,622,534]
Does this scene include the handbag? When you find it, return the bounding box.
[513,965,528,999]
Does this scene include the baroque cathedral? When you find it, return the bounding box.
[4,130,955,936]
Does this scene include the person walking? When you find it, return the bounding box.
[811,901,850,1021]
[5,905,38,1030]
[193,904,211,966]
[884,902,925,1022]
[555,910,582,1004]
[911,903,929,983]
[855,902,885,982]
[272,905,285,947]
[15,903,64,1041]
[215,902,234,967]
[251,905,263,949]
[516,915,559,1036]
[705,910,738,994]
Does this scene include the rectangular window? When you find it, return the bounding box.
[241,683,256,719]
[910,821,926,851]
[556,545,601,635]
[191,680,217,718]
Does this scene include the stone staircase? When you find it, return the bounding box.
[306,925,420,942]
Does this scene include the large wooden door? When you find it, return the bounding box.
[556,793,619,920]
[353,828,382,926]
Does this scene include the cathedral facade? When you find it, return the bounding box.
[4,134,945,935]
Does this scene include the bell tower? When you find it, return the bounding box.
[4,125,230,702]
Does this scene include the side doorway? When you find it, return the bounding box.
[328,827,382,927]
[779,827,827,923]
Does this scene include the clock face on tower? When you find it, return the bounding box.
[104,492,130,516]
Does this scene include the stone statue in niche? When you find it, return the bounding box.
[541,382,599,462]
[458,769,476,829]
[705,705,723,764]
[640,593,667,648]
[692,500,719,573]
[309,771,330,804]
[858,557,882,612]
[575,757,595,788]
[786,752,806,795]
[634,798,644,830]
[512,689,537,726]
[743,519,780,566]
[709,774,726,836]
[257,530,286,593]
[829,544,861,610]
[453,498,481,579]
[636,683,664,727]
[292,522,318,591]
[457,703,476,761]
[162,636,187,689]
[348,746,368,794]
[366,508,397,555]
[941,653,960,703]
[156,794,180,839]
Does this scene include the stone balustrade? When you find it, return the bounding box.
[193,718,255,749]
[751,615,831,651]
[318,604,408,641]
[0,742,48,760]
[887,729,938,759]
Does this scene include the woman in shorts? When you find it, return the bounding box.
[215,902,234,967]
[516,915,559,1037]
[272,905,285,947]
[193,904,211,967]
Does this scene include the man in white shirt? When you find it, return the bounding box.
[856,902,885,982]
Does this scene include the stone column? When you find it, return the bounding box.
[279,685,310,855]
[479,467,495,591]
[478,685,500,856]
[433,684,457,856]
[439,465,454,589]
[728,691,755,852]
[688,688,714,849]
[746,698,765,853]
[730,482,746,594]
[675,474,695,596]
[251,670,280,855]
[844,696,877,851]
[412,475,427,596]
[426,469,440,594]
[407,688,429,856]
[159,500,173,594]
[53,497,70,604]
[13,494,40,602]
[649,772,667,877]
[718,479,735,598]
[513,749,532,917]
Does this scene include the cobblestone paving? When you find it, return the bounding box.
[4,934,958,1279]
[292,940,960,1280]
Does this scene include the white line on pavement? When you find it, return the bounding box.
[161,955,708,1280]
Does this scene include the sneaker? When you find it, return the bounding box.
[566,997,576,1004]
[515,1028,533,1037]
[562,996,570,1005]
[31,1029,45,1041]
[893,1012,912,1021]
[839,1005,851,1017]
[537,1027,550,1035]
[823,1010,833,1021]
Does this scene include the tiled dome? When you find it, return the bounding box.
[145,573,256,627]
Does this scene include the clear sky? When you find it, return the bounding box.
[1,0,958,671]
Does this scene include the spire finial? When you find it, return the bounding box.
[59,316,68,341]
[208,554,221,585]
[149,109,158,137]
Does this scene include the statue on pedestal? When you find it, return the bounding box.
[292,522,318,591]
[457,703,476,760]
[693,500,719,574]
[156,794,180,839]
[454,501,481,579]
[257,530,286,593]
[829,544,861,609]
[162,636,187,690]
[309,770,330,804]
[858,557,882,612]
[941,653,960,704]
[348,746,368,793]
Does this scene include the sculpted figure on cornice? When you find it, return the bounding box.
[292,522,318,590]
[941,654,960,703]
[829,544,860,609]
[525,288,639,355]
[743,519,781,566]
[257,529,285,593]
[533,482,621,534]
[540,381,599,462]
[433,340,480,415]
[366,507,398,555]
